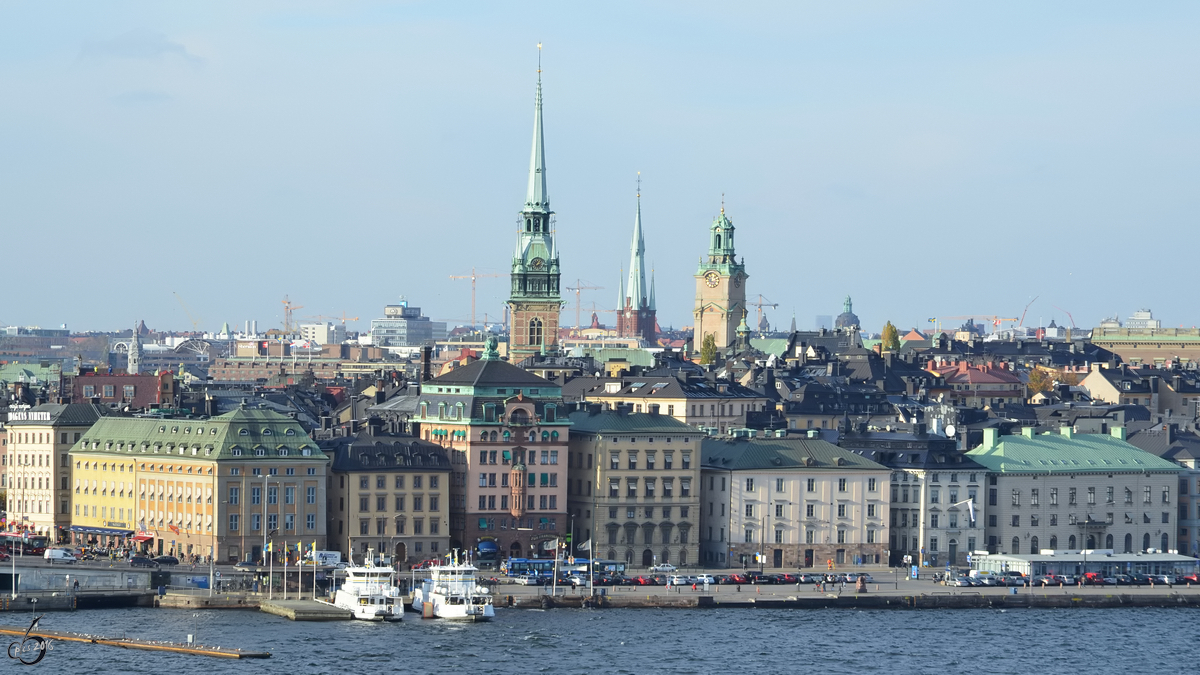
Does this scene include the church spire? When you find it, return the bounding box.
[524,44,549,214]
[649,269,656,311]
[625,179,647,310]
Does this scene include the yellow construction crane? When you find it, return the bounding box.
[281,295,304,333]
[305,312,360,325]
[449,267,506,330]
[934,315,1020,334]
[564,279,604,329]
[172,291,202,332]
[747,294,779,331]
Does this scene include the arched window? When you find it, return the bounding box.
[1086,534,1096,549]
[1011,537,1019,554]
[1049,535,1057,550]
[490,431,497,442]
[1068,535,1077,550]
[1161,533,1169,551]
[1124,533,1133,553]
[480,431,488,442]
[715,234,722,249]
[529,318,543,347]
[1143,533,1151,551]
[1105,534,1113,549]
[1030,536,1039,554]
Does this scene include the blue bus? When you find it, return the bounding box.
[502,558,556,577]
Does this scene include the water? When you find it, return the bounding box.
[8,606,1198,674]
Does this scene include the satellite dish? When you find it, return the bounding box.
[944,425,957,437]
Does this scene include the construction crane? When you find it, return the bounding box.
[305,312,360,325]
[1018,296,1039,328]
[936,315,1020,334]
[281,295,304,333]
[450,267,506,330]
[564,279,604,329]
[1052,305,1077,329]
[747,294,779,331]
[172,292,202,332]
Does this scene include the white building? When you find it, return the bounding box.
[700,434,890,569]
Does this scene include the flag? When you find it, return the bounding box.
[967,499,976,523]
[577,539,591,552]
[266,542,272,552]
[927,318,936,323]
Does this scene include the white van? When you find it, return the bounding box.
[44,548,77,564]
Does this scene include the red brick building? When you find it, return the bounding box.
[71,370,176,409]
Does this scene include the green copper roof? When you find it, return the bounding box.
[701,437,887,472]
[965,432,1181,474]
[525,70,548,213]
[70,408,326,462]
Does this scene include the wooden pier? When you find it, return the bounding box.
[0,624,271,659]
[259,599,351,621]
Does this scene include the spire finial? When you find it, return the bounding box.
[636,171,641,198]
[721,193,725,214]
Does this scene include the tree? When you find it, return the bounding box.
[1059,370,1079,386]
[1027,368,1053,395]
[699,333,717,365]
[881,321,900,352]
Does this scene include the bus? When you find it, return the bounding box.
[0,532,50,556]
[502,558,556,578]
[589,559,627,575]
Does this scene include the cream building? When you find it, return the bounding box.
[966,427,1183,556]
[5,404,106,543]
[700,435,890,569]
[566,407,704,569]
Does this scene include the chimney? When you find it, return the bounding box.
[1110,426,1127,441]
[648,404,660,415]
[1166,423,1177,443]
[421,346,433,383]
[1060,426,1075,439]
[375,378,386,405]
[982,427,999,449]
[1021,427,1034,438]
[913,422,927,436]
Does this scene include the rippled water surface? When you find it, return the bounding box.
[7,605,1197,674]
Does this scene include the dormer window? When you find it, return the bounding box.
[285,429,296,436]
[239,429,249,436]
[262,428,273,436]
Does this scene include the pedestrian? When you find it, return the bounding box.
[73,579,79,592]
[691,583,697,592]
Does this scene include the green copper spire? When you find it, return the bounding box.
[625,182,647,310]
[525,46,549,214]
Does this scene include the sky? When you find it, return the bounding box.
[2,1,1198,335]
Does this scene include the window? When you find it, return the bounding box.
[775,504,783,517]
[1125,487,1133,504]
[1050,488,1058,506]
[1106,486,1114,504]
[628,454,637,470]
[868,478,876,491]
[359,497,369,512]
[395,476,405,489]
[867,504,876,517]
[745,529,754,544]
[1144,486,1152,504]
[807,478,816,492]
[307,513,315,530]
[680,479,691,497]
[285,486,295,505]
[609,479,619,497]
[396,495,405,511]
[776,478,784,492]
[228,514,239,531]
[1011,490,1020,507]
[359,476,369,489]
[228,487,240,505]
[745,504,754,517]
[838,478,847,492]
[1069,488,1077,505]
[837,530,846,544]
[1163,487,1171,504]
[682,454,690,470]
[930,489,939,504]
[806,504,814,517]
[663,454,673,470]
[1087,487,1096,505]
[610,453,620,470]
[746,478,755,492]
[837,504,846,518]
[1163,512,1170,524]
[1030,488,1038,506]
[1011,515,1019,527]
[627,478,637,497]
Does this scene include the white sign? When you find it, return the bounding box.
[7,411,51,422]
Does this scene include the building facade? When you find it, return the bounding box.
[566,407,703,569]
[414,340,570,563]
[693,207,747,351]
[508,69,562,361]
[4,404,107,542]
[366,301,446,347]
[966,427,1183,556]
[700,435,890,569]
[615,191,656,345]
[321,427,451,566]
[71,370,177,410]
[69,407,330,562]
[562,374,770,435]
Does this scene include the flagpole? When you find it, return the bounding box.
[268,542,274,600]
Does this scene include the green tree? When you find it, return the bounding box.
[699,333,717,365]
[881,321,900,352]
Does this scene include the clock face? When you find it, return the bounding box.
[704,271,720,288]
[531,257,545,270]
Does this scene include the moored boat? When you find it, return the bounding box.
[411,550,495,621]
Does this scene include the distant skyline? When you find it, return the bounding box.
[2,2,1198,334]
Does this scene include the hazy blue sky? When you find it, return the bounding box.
[2,2,1198,335]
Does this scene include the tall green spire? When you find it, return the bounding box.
[525,47,549,214]
[625,185,647,310]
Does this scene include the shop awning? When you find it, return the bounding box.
[131,531,157,542]
[70,525,134,537]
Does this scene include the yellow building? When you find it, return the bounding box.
[70,407,330,562]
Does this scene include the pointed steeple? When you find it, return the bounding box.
[524,47,549,214]
[128,321,141,375]
[625,183,647,310]
[616,268,625,311]
[790,311,797,333]
[648,269,656,311]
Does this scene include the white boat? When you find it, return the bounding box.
[328,550,403,621]
[411,550,496,621]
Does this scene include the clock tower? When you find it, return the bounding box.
[693,205,746,351]
[508,63,562,361]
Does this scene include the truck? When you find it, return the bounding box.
[304,550,342,566]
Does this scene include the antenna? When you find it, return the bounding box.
[636,171,641,197]
[537,42,542,76]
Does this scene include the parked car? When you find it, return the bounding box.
[1179,574,1200,584]
[0,551,9,562]
[153,555,180,566]
[1155,574,1177,585]
[1113,574,1133,585]
[846,573,875,584]
[951,576,975,587]
[632,575,658,586]
[796,574,818,584]
[667,575,691,586]
[234,560,258,569]
[977,575,1002,586]
[695,574,716,585]
[649,563,677,573]
[44,548,77,564]
[513,575,543,586]
[130,556,159,568]
[1059,575,1077,585]
[565,574,589,587]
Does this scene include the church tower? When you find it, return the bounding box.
[507,57,562,361]
[127,321,141,375]
[616,185,657,344]
[693,205,747,351]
